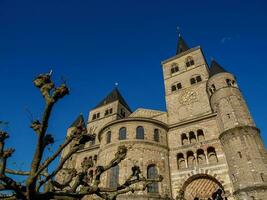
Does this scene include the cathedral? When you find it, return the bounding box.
[61,36,267,200]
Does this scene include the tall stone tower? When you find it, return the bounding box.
[208,60,267,199]
[162,36,234,199]
[162,35,212,125]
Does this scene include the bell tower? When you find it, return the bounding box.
[161,35,212,125]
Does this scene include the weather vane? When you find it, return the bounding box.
[48,69,53,76]
[176,26,181,37]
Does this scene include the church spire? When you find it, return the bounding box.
[70,114,85,128]
[209,60,228,78]
[94,88,131,112]
[176,34,190,55]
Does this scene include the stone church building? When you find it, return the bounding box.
[61,36,267,200]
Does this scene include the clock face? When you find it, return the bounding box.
[179,90,198,105]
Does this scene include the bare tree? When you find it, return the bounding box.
[0,73,162,200]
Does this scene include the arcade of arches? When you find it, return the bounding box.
[177,174,226,200]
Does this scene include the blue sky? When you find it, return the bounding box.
[0,0,267,171]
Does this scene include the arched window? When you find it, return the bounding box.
[189,131,197,143]
[196,75,202,82]
[190,77,196,85]
[177,153,186,169]
[186,56,194,67]
[154,129,159,142]
[109,165,119,188]
[187,151,195,168]
[171,63,179,74]
[107,131,111,144]
[177,83,182,90]
[147,165,159,193]
[171,85,177,92]
[197,149,206,165]
[120,108,126,118]
[209,84,216,95]
[207,147,218,164]
[226,79,237,87]
[136,126,144,139]
[190,75,202,85]
[226,79,232,86]
[211,84,216,91]
[181,133,189,145]
[171,82,182,92]
[197,129,205,142]
[92,114,97,120]
[119,127,127,140]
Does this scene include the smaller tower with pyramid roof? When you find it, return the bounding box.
[86,87,131,146]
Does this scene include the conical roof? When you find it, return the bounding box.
[209,60,228,78]
[95,88,131,111]
[70,114,86,128]
[176,35,190,55]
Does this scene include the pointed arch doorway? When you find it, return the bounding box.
[177,174,226,200]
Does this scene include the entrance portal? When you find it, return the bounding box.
[179,174,225,200]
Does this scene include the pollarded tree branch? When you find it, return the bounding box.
[34,134,76,179]
[38,145,80,191]
[0,132,15,180]
[0,175,26,200]
[38,132,95,191]
[0,149,15,176]
[27,74,69,197]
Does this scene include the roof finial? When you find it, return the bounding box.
[48,69,53,77]
[176,26,181,37]
[114,82,119,87]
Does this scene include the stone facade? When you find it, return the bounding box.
[60,36,267,200]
